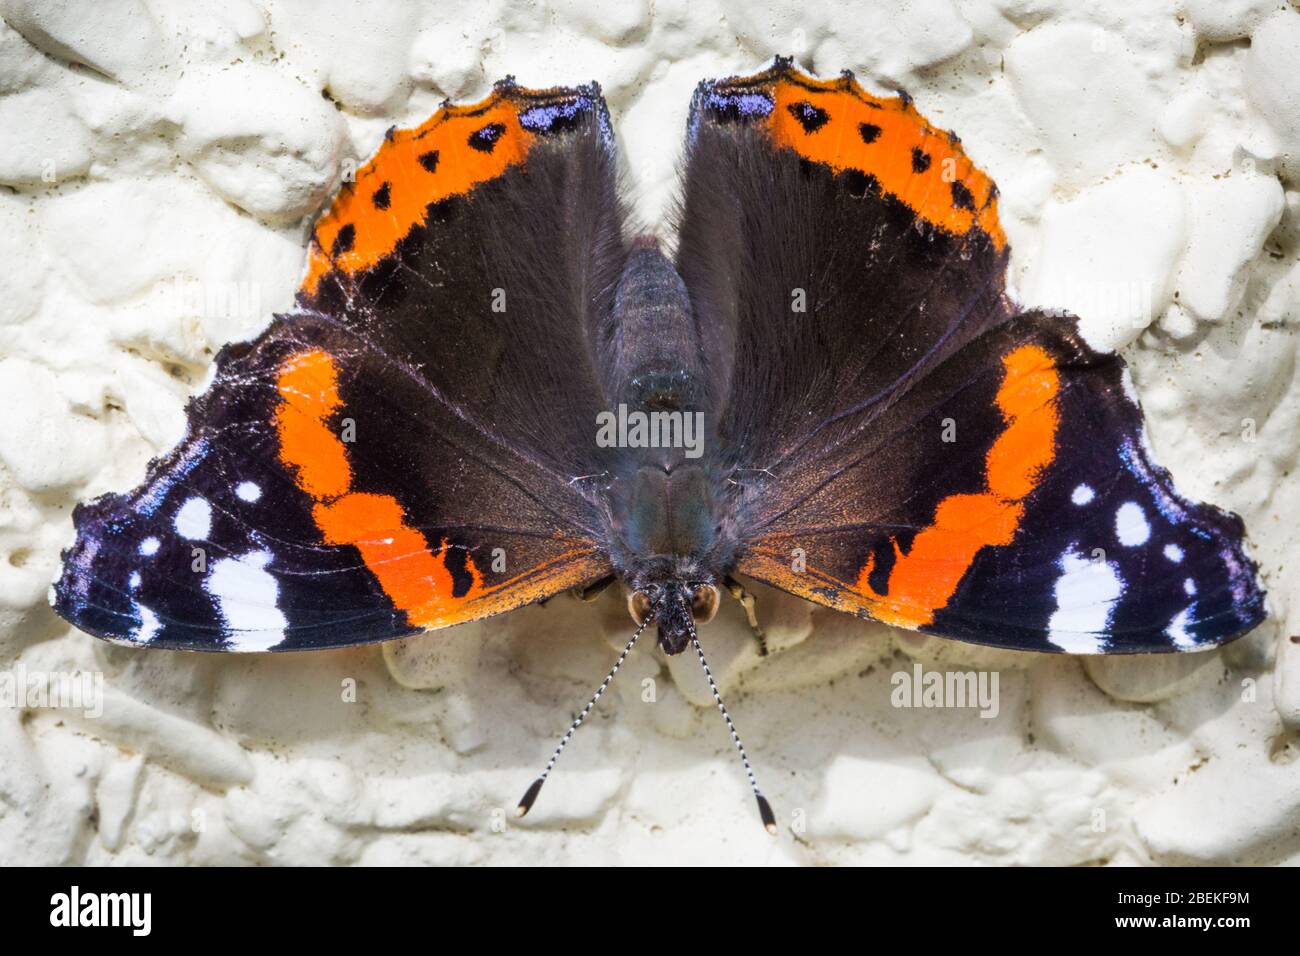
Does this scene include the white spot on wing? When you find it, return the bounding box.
[1047,548,1123,653]
[1166,607,1196,649]
[235,481,261,503]
[1115,501,1150,546]
[129,571,141,590]
[1071,484,1095,506]
[205,550,287,651]
[175,496,212,540]
[135,604,161,643]
[139,537,160,557]
[1164,543,1184,563]
[1184,577,1196,596]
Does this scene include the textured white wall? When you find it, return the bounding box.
[0,0,1298,865]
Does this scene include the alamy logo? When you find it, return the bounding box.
[890,662,1000,718]
[50,886,151,936]
[0,664,102,718]
[595,404,704,459]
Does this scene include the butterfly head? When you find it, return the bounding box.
[628,580,719,654]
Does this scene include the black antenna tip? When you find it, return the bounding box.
[756,794,777,834]
[516,777,546,818]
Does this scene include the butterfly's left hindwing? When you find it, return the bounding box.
[680,61,1265,653]
[53,81,623,651]
[736,313,1265,652]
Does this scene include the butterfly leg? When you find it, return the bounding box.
[723,575,768,657]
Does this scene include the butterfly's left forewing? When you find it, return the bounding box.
[53,81,623,651]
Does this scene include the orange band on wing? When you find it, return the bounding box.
[274,349,351,499]
[272,349,610,628]
[856,344,1058,627]
[751,66,1006,250]
[313,492,483,629]
[273,349,486,627]
[301,95,537,297]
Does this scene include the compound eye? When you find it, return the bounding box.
[628,590,654,626]
[690,584,720,624]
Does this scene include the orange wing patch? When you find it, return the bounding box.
[855,344,1059,627]
[737,344,1058,629]
[273,350,605,629]
[301,89,541,298]
[312,492,484,630]
[719,61,1006,250]
[274,349,351,499]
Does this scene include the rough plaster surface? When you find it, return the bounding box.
[0,0,1297,865]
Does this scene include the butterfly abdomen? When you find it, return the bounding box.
[595,239,740,587]
[603,238,706,411]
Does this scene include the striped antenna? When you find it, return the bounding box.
[688,616,777,834]
[516,604,656,819]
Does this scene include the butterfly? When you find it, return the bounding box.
[51,59,1266,832]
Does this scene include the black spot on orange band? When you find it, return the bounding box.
[331,223,355,256]
[788,101,830,133]
[469,122,506,152]
[951,180,975,211]
[300,92,542,296]
[707,62,1007,250]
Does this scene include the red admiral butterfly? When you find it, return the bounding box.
[51,61,1266,831]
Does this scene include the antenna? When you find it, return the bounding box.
[516,605,656,819]
[688,616,777,834]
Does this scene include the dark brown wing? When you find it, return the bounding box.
[677,61,1264,653]
[53,81,624,651]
